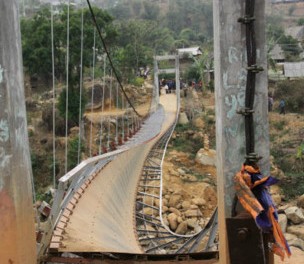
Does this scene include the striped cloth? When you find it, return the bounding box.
[234,164,291,261]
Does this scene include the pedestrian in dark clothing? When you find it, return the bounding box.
[279,99,286,115]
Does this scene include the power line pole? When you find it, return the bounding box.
[0,1,36,263]
[213,0,270,263]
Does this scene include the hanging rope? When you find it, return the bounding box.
[77,0,84,164]
[85,0,142,117]
[64,0,70,174]
[51,3,56,188]
[89,27,96,157]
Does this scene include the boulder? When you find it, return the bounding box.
[176,221,188,235]
[288,238,304,251]
[168,207,182,216]
[193,118,205,129]
[191,198,206,207]
[287,225,304,240]
[278,214,288,233]
[184,209,203,217]
[195,148,216,166]
[297,195,304,209]
[167,213,178,231]
[272,194,282,206]
[168,194,182,208]
[162,206,168,213]
[182,201,191,210]
[142,207,154,215]
[178,112,189,125]
[285,206,304,224]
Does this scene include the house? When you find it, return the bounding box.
[177,47,203,57]
[269,44,285,63]
[284,61,304,78]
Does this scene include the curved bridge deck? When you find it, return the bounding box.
[50,94,178,253]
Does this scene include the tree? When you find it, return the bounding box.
[57,79,87,129]
[21,5,118,84]
[185,48,214,91]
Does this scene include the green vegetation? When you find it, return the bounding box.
[68,137,85,170]
[272,120,287,131]
[273,79,304,113]
[21,6,117,84]
[266,14,303,62]
[169,123,202,157]
[281,173,304,200]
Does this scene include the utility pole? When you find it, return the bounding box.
[0,1,36,263]
[213,0,269,263]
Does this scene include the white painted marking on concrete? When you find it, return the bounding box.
[0,65,3,83]
[0,119,9,143]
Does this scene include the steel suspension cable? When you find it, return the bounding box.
[51,3,56,188]
[77,0,84,164]
[106,69,113,150]
[115,82,119,144]
[89,27,96,157]
[64,0,70,174]
[85,0,142,117]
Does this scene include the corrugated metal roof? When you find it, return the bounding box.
[177,47,202,56]
[284,61,304,77]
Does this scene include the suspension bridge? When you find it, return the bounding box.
[1,1,278,264]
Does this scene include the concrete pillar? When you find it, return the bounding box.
[213,0,269,263]
[0,1,36,263]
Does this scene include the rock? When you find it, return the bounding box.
[278,214,288,233]
[178,112,189,125]
[272,194,282,206]
[143,196,154,207]
[195,148,216,166]
[289,238,304,251]
[184,209,203,217]
[168,194,182,208]
[186,219,198,229]
[167,213,178,231]
[287,225,304,240]
[142,207,154,215]
[190,204,199,209]
[297,195,304,209]
[193,118,205,129]
[285,206,304,224]
[176,221,188,235]
[168,207,182,216]
[177,168,186,175]
[285,233,297,241]
[191,198,206,206]
[162,206,168,213]
[182,201,191,210]
[162,198,168,207]
[177,216,183,224]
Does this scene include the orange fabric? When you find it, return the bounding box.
[234,171,264,219]
[268,206,291,261]
[234,165,291,260]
